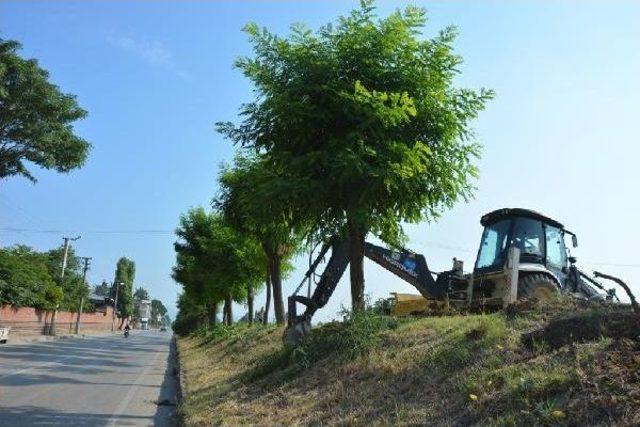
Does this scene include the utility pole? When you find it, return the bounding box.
[75,257,91,334]
[50,235,80,336]
[111,282,122,332]
[60,236,81,278]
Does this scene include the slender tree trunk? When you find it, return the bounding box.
[247,284,254,325]
[263,268,271,325]
[208,301,218,326]
[222,298,229,325]
[224,294,233,326]
[269,252,285,325]
[348,218,366,313]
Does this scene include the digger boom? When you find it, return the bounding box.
[287,237,441,328]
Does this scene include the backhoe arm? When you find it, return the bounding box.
[363,242,444,299]
[287,238,351,327]
[285,237,448,347]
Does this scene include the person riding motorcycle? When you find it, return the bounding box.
[124,324,130,337]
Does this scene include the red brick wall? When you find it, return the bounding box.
[0,304,123,336]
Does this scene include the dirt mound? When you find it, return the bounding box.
[522,309,640,350]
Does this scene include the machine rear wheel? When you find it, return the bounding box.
[518,274,559,301]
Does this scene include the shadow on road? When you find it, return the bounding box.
[0,406,153,426]
[0,332,178,426]
[153,336,179,427]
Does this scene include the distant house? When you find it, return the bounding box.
[89,293,112,313]
[135,299,152,330]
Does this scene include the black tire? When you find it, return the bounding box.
[518,273,559,301]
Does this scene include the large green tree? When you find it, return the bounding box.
[0,245,86,312]
[219,2,493,311]
[173,208,227,325]
[216,154,299,325]
[0,245,56,308]
[114,257,135,322]
[0,39,90,183]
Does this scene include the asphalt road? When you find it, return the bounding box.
[0,331,177,426]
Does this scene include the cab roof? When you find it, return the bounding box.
[480,208,564,229]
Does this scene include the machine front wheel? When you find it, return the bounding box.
[517,274,559,301]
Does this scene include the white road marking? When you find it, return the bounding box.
[107,346,163,427]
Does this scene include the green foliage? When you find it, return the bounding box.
[0,245,55,307]
[59,274,89,312]
[151,298,168,327]
[245,309,393,382]
[133,286,149,301]
[300,309,391,363]
[46,245,80,277]
[173,207,266,327]
[0,244,89,311]
[216,154,303,258]
[0,38,90,183]
[173,291,207,334]
[42,283,64,310]
[93,281,111,298]
[218,1,493,246]
[114,257,135,318]
[215,154,301,324]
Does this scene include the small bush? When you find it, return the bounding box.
[244,310,394,382]
[302,309,390,362]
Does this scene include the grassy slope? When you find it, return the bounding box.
[177,300,640,426]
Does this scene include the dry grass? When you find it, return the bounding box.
[177,301,640,426]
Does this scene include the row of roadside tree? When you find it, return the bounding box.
[0,244,168,328]
[172,1,492,333]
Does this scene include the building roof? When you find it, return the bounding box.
[480,208,564,229]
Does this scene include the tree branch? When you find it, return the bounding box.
[593,271,639,316]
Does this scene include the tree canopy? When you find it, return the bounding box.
[173,207,266,329]
[216,154,300,324]
[218,1,493,310]
[0,244,89,311]
[114,257,135,318]
[0,38,90,183]
[134,287,150,301]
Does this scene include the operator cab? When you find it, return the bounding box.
[474,208,575,281]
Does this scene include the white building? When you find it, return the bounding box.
[138,299,151,330]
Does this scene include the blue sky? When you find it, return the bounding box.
[2,1,639,321]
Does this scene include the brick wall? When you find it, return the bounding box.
[0,304,123,337]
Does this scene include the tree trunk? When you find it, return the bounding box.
[208,301,218,326]
[269,252,285,325]
[348,218,366,313]
[263,268,271,325]
[247,284,254,325]
[49,309,58,336]
[222,298,228,325]
[224,294,233,326]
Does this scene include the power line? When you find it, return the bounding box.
[0,227,174,235]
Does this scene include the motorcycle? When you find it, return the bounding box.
[124,329,130,338]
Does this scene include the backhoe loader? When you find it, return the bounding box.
[285,208,617,344]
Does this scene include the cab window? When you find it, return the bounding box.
[476,219,511,269]
[545,225,567,268]
[511,218,544,261]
